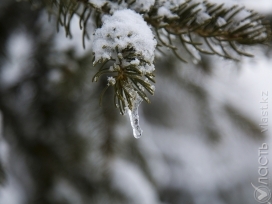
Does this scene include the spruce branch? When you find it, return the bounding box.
[26,0,271,61]
[92,9,156,115]
[148,0,271,61]
[23,0,271,137]
[28,0,102,47]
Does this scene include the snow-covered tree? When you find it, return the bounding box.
[26,0,271,137]
[0,0,271,204]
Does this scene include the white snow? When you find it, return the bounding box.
[157,0,212,24]
[157,6,179,19]
[93,9,156,73]
[196,12,211,24]
[107,76,116,86]
[216,17,227,27]
[130,0,155,12]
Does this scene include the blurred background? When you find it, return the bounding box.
[0,0,271,203]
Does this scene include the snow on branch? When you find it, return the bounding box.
[25,0,271,137]
[91,9,156,137]
[92,9,156,112]
[149,0,271,61]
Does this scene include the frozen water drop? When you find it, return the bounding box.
[127,95,143,139]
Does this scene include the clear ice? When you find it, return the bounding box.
[128,95,143,139]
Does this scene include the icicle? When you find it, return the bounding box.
[128,95,143,139]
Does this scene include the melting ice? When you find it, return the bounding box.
[127,95,143,139]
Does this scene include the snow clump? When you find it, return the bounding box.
[93,9,157,74]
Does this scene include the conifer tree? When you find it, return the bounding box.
[0,1,271,204]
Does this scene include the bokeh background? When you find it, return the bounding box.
[0,0,271,203]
